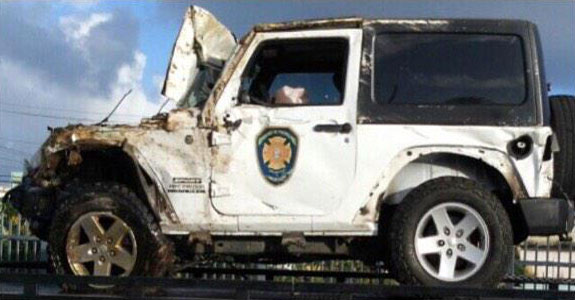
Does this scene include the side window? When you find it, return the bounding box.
[241,38,348,106]
[374,34,526,106]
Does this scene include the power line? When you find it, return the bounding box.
[0,155,26,163]
[0,108,100,123]
[0,167,22,173]
[0,169,22,173]
[0,165,23,170]
[0,174,20,178]
[0,160,23,165]
[0,180,19,184]
[0,156,24,164]
[0,151,29,160]
[0,101,146,118]
[0,153,31,161]
[0,145,33,156]
[0,145,32,155]
[0,137,42,146]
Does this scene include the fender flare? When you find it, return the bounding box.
[353,145,527,225]
[43,143,180,225]
[122,143,180,224]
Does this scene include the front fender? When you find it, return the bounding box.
[23,126,182,226]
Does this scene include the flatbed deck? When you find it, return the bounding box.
[1,266,574,300]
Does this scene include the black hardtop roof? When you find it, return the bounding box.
[253,17,535,33]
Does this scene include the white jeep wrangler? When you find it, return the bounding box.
[4,7,575,287]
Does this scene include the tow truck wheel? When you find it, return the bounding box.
[387,177,512,287]
[48,182,174,285]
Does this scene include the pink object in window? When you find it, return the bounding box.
[274,86,310,105]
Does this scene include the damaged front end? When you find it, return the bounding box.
[1,136,68,238]
[1,5,236,238]
[0,125,138,239]
[1,108,206,239]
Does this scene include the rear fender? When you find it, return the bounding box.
[354,146,527,225]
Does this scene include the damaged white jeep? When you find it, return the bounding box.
[4,7,575,287]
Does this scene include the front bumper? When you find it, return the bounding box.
[519,198,575,236]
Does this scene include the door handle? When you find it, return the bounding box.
[313,123,352,134]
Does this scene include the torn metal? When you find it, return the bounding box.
[26,109,207,225]
[162,6,237,108]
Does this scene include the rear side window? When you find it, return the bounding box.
[374,34,526,106]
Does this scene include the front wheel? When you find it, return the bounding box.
[49,182,174,281]
[387,177,513,287]
[65,211,138,276]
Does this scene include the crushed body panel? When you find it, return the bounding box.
[162,6,237,108]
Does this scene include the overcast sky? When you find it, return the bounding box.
[0,0,574,179]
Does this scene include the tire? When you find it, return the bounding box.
[550,95,575,199]
[387,177,513,287]
[49,182,174,284]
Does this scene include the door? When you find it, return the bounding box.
[210,30,362,218]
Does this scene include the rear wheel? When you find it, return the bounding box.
[387,177,512,287]
[413,202,489,282]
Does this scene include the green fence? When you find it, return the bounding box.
[0,208,46,263]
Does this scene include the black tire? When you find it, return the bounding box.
[550,95,575,199]
[49,182,174,283]
[387,177,513,287]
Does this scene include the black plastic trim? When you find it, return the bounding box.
[519,197,574,235]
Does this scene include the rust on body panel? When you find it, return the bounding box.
[26,106,210,225]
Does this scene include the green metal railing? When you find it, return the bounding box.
[0,210,46,263]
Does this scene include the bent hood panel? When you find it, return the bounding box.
[162,6,237,107]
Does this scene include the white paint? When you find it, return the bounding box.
[40,19,556,237]
[210,29,362,222]
[144,27,554,236]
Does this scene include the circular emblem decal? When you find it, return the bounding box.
[257,128,298,185]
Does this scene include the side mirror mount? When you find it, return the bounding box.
[238,87,269,106]
[239,89,251,104]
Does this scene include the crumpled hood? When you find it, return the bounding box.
[162,6,237,108]
[43,108,201,152]
[26,108,202,180]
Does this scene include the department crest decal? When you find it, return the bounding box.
[257,128,298,185]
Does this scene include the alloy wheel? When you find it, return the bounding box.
[414,202,490,282]
[66,212,137,277]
